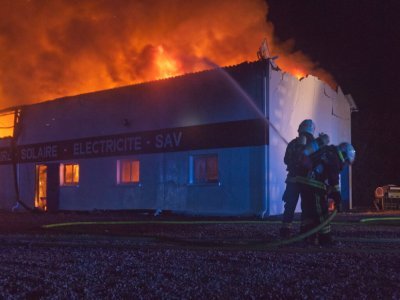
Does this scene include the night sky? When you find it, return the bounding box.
[267,0,398,207]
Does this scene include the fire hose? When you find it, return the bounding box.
[158,210,338,249]
[42,210,338,250]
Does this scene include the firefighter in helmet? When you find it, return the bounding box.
[280,119,330,238]
[299,142,356,246]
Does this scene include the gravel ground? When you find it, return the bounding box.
[0,210,399,299]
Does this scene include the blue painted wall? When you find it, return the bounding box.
[0,61,271,216]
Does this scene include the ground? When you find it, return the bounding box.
[0,210,399,299]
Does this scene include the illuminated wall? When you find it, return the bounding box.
[268,64,352,215]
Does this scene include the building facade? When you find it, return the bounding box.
[0,60,355,215]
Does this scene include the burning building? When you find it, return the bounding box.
[0,59,356,215]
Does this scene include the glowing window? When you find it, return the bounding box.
[118,160,140,184]
[190,154,219,184]
[0,112,15,138]
[62,163,80,185]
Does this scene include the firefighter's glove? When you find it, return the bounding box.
[329,191,342,212]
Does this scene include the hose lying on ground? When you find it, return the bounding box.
[42,210,338,250]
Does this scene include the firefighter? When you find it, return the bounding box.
[280,119,329,238]
[299,142,356,246]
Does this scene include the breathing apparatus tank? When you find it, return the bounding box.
[302,133,330,156]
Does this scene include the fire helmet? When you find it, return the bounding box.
[298,119,316,135]
[338,142,356,164]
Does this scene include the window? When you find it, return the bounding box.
[61,163,80,186]
[0,111,15,138]
[117,160,140,184]
[190,154,219,184]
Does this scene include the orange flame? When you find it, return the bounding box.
[292,69,306,80]
[0,0,336,110]
[154,46,180,79]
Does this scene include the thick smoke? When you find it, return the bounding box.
[0,0,335,109]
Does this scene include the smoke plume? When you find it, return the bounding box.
[0,0,335,110]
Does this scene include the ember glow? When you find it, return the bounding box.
[0,0,336,110]
[292,69,306,80]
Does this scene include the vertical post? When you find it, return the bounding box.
[11,108,32,211]
[349,165,353,210]
[262,60,269,217]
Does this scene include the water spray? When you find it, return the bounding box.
[202,58,289,146]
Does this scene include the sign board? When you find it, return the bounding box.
[0,119,268,164]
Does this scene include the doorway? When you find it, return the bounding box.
[35,163,60,212]
[35,165,47,211]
